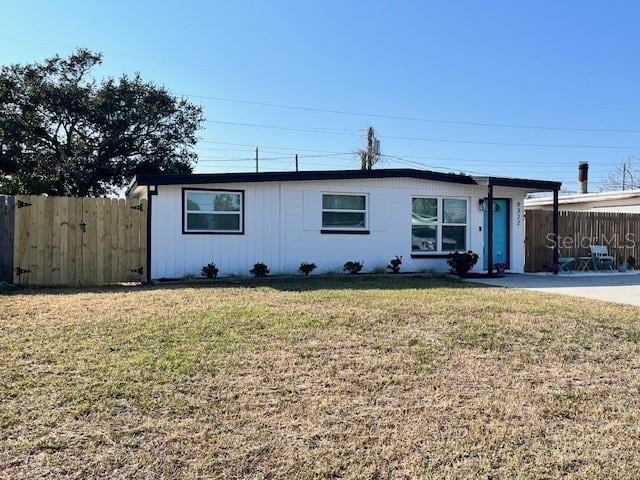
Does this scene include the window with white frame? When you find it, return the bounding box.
[322,193,367,230]
[412,197,467,252]
[183,189,243,233]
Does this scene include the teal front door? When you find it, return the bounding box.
[483,199,510,269]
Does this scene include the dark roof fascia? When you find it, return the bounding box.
[125,178,138,198]
[133,168,478,187]
[488,176,562,191]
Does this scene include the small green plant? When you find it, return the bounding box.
[447,251,479,276]
[298,262,317,276]
[628,256,636,270]
[387,255,402,274]
[343,261,364,274]
[371,265,387,274]
[250,262,270,277]
[201,263,219,279]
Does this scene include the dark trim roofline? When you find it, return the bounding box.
[488,176,562,191]
[127,168,476,195]
[127,168,561,196]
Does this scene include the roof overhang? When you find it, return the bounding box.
[126,168,477,196]
[474,175,562,193]
[126,168,561,197]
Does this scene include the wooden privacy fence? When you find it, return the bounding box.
[11,195,147,286]
[525,210,640,272]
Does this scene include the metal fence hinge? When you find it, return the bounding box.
[130,204,143,211]
[16,267,30,276]
[129,267,144,275]
[17,200,32,209]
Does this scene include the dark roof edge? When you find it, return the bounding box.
[132,168,478,188]
[488,176,562,190]
[127,169,562,196]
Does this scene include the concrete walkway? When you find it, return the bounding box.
[465,272,640,306]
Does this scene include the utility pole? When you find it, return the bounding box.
[360,126,380,170]
[295,154,299,172]
[623,162,627,190]
[255,147,259,173]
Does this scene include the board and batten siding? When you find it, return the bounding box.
[149,178,527,279]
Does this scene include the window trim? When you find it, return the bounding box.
[411,196,469,253]
[321,192,369,232]
[182,187,245,235]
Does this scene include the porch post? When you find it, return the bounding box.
[552,187,559,275]
[487,182,494,275]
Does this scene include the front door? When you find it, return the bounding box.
[483,199,510,269]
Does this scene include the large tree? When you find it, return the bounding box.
[0,49,204,196]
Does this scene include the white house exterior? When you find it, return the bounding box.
[127,169,560,280]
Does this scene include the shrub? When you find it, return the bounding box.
[298,262,317,276]
[387,255,402,274]
[343,261,364,274]
[447,251,479,276]
[201,263,219,279]
[628,256,636,270]
[250,262,270,277]
[371,265,387,274]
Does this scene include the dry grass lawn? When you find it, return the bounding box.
[1,276,640,479]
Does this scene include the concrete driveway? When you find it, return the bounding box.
[465,272,640,307]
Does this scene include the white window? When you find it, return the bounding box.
[322,193,367,230]
[412,197,467,252]
[183,189,243,234]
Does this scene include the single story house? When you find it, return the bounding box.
[126,169,561,280]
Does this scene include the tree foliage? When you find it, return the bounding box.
[0,49,204,196]
[601,156,639,191]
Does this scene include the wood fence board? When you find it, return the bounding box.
[30,196,42,284]
[140,199,148,282]
[103,198,113,283]
[82,197,98,284]
[14,196,30,284]
[117,199,127,281]
[96,198,105,284]
[0,196,15,283]
[59,197,70,285]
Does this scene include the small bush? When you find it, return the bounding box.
[298,262,317,276]
[371,265,387,274]
[250,262,270,277]
[201,263,219,279]
[628,256,636,270]
[343,261,364,274]
[387,255,402,274]
[447,251,479,276]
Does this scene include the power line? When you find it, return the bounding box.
[205,119,640,150]
[185,92,640,134]
[195,141,630,171]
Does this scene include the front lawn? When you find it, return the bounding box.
[1,276,640,478]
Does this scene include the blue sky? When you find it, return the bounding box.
[2,0,640,190]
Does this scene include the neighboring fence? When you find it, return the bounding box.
[0,196,15,283]
[11,195,147,286]
[525,209,640,272]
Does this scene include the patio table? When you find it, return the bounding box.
[576,256,594,272]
